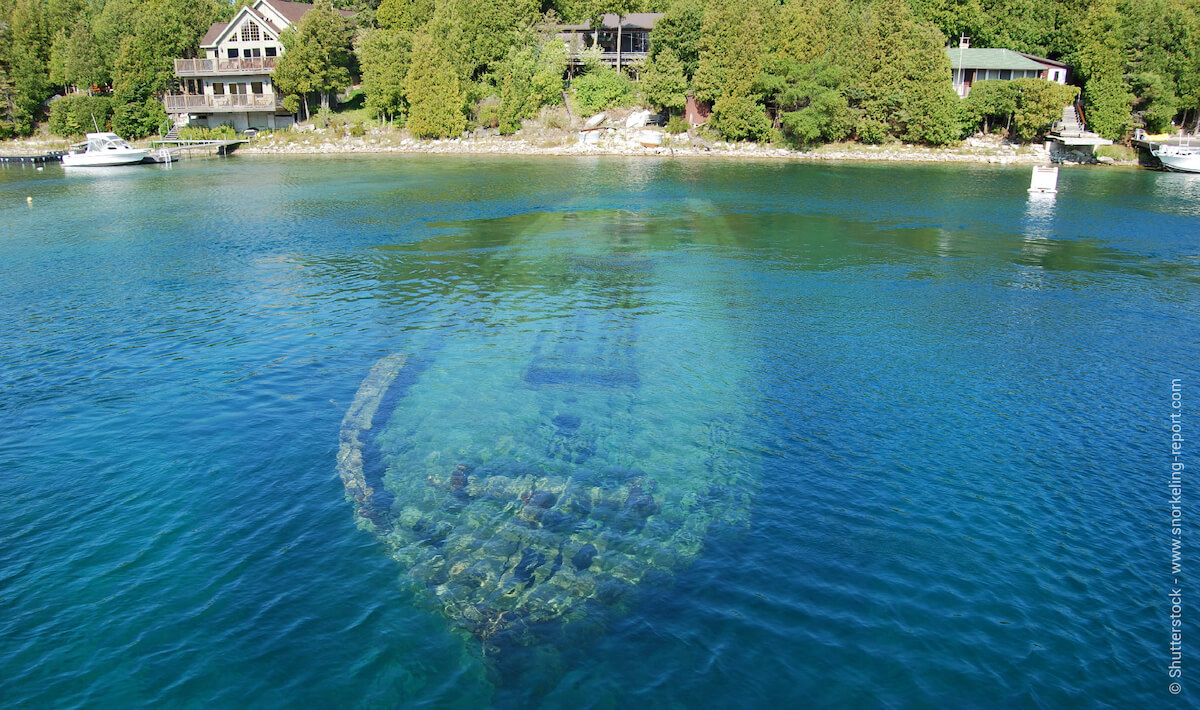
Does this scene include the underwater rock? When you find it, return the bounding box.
[571,543,598,570]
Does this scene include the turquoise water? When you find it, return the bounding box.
[1,156,1197,708]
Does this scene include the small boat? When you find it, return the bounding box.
[637,130,664,148]
[1152,142,1200,173]
[61,133,148,167]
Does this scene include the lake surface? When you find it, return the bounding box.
[1,155,1197,708]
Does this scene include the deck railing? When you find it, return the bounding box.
[174,57,277,76]
[565,50,649,65]
[164,94,284,112]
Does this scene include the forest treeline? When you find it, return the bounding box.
[1,0,1198,144]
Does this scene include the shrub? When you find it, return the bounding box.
[572,66,635,116]
[348,122,365,137]
[711,94,770,142]
[177,124,237,140]
[665,116,689,134]
[47,94,116,138]
[475,95,501,129]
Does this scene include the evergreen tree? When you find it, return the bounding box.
[855,0,960,144]
[649,0,702,80]
[406,31,467,138]
[9,0,50,134]
[273,0,353,112]
[495,38,565,134]
[1074,0,1130,139]
[693,0,766,104]
[376,0,433,31]
[359,27,412,121]
[65,16,108,91]
[765,58,855,145]
[641,46,688,113]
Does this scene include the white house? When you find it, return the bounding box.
[164,0,351,132]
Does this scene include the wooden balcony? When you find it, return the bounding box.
[174,57,277,77]
[164,93,285,113]
[566,50,649,66]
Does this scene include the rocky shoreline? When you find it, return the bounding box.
[2,127,1137,167]
[237,128,1068,166]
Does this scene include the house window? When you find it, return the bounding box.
[228,48,237,59]
[999,69,1012,80]
[241,22,260,42]
[251,82,263,94]
[242,48,260,58]
[213,82,225,95]
[229,83,244,95]
[265,47,277,57]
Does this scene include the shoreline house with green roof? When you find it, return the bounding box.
[947,40,1069,98]
[163,0,351,132]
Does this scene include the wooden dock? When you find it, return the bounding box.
[145,139,247,163]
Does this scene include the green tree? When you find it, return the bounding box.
[963,78,1016,133]
[641,46,688,113]
[495,37,565,133]
[1009,77,1078,140]
[855,0,960,144]
[1073,0,1131,139]
[273,0,354,112]
[64,16,108,91]
[711,94,771,141]
[376,0,433,31]
[8,0,51,134]
[693,0,767,104]
[359,28,412,121]
[649,0,702,79]
[765,58,855,145]
[572,63,634,114]
[406,31,467,137]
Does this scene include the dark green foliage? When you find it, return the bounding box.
[112,95,168,137]
[496,39,565,134]
[962,79,1016,132]
[376,0,433,31]
[273,0,354,111]
[1072,0,1131,139]
[649,0,703,80]
[765,59,855,145]
[693,0,766,103]
[8,0,50,134]
[711,94,770,141]
[47,93,115,137]
[406,31,467,138]
[358,28,412,120]
[1009,77,1078,140]
[572,65,635,115]
[855,0,960,145]
[641,46,688,113]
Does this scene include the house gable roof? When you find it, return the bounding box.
[946,48,1047,71]
[202,6,283,48]
[201,0,352,47]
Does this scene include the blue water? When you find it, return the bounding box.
[1,155,1197,708]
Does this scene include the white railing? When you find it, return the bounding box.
[164,94,284,112]
[174,57,277,76]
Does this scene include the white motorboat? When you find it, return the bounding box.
[61,133,148,167]
[1152,142,1200,173]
